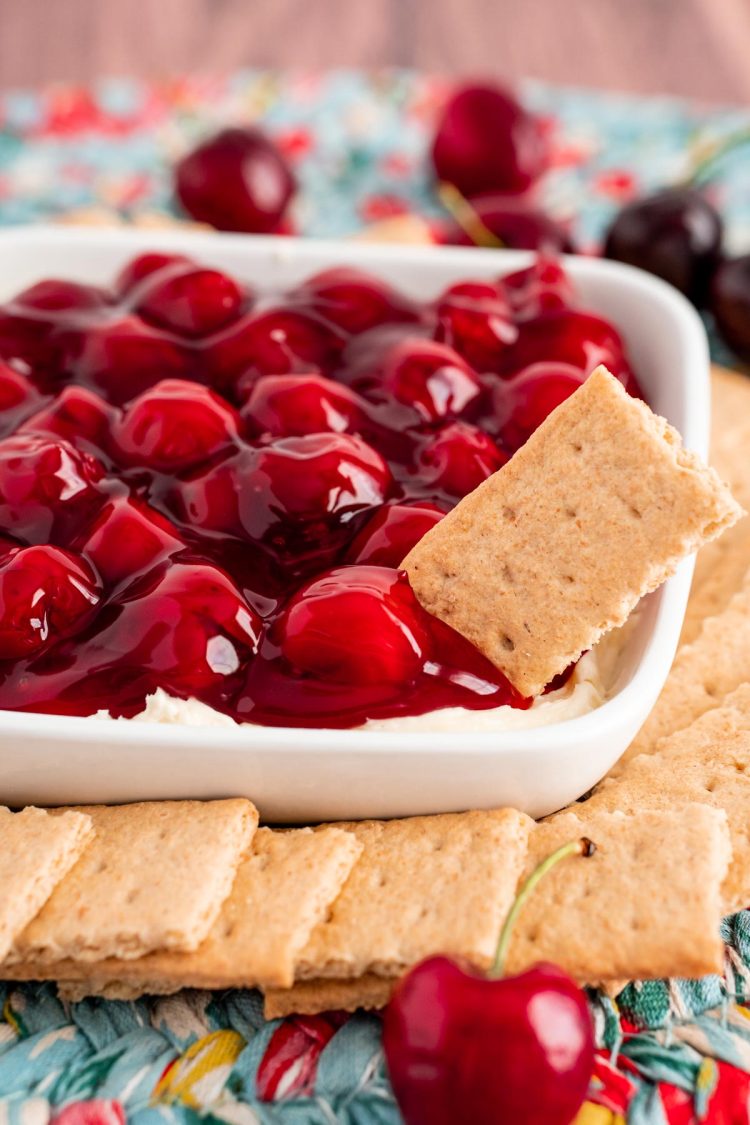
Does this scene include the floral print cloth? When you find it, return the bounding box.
[0,68,749,1122]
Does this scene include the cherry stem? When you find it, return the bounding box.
[489,836,596,979]
[683,126,750,188]
[437,182,506,249]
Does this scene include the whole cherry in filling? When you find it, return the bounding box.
[417,421,508,497]
[0,432,104,544]
[112,379,241,472]
[293,267,421,335]
[0,545,101,659]
[434,280,517,372]
[346,501,446,567]
[241,373,366,438]
[493,362,586,452]
[379,338,483,422]
[277,566,429,686]
[134,263,245,338]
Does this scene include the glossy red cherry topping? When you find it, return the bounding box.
[277,566,429,686]
[434,281,517,372]
[0,545,100,659]
[294,267,420,334]
[0,252,643,727]
[380,338,483,421]
[135,264,245,338]
[175,126,296,234]
[431,83,549,197]
[113,379,241,471]
[346,502,446,567]
[241,373,365,438]
[0,433,104,544]
[417,421,508,497]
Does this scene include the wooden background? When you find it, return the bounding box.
[1,0,750,102]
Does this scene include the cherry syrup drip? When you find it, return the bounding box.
[0,255,643,728]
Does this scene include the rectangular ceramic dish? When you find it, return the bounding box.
[0,226,710,820]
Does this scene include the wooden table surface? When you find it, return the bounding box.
[2,0,750,103]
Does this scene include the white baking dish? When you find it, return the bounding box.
[0,226,710,820]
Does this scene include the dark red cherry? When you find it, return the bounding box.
[115,252,193,297]
[108,562,262,695]
[204,307,344,394]
[431,83,549,197]
[135,265,244,338]
[175,126,296,234]
[0,433,104,544]
[434,281,516,372]
[20,385,115,455]
[494,362,586,451]
[0,308,61,377]
[603,187,722,305]
[381,338,483,421]
[74,496,186,588]
[241,373,365,437]
[60,314,193,406]
[0,544,101,660]
[710,255,750,362]
[503,258,576,321]
[293,267,419,334]
[113,379,241,471]
[439,194,574,252]
[418,422,507,497]
[383,956,594,1125]
[277,566,428,685]
[500,309,628,380]
[12,279,110,316]
[346,501,445,567]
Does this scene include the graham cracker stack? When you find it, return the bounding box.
[8,825,364,999]
[403,366,742,697]
[7,800,257,965]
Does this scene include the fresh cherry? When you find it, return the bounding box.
[380,338,483,421]
[59,314,193,405]
[500,309,629,381]
[204,307,345,394]
[383,838,596,1125]
[439,194,574,253]
[433,281,517,372]
[241,373,365,437]
[20,385,115,455]
[175,126,296,234]
[115,252,193,297]
[431,83,549,198]
[113,379,241,471]
[346,501,446,567]
[493,362,586,451]
[503,258,576,321]
[603,187,722,305]
[74,496,186,588]
[710,255,750,362]
[135,264,245,338]
[277,566,429,685]
[0,544,101,659]
[0,433,104,544]
[293,267,420,334]
[417,422,507,497]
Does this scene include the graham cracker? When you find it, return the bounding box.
[0,807,94,963]
[505,805,729,982]
[8,799,258,964]
[295,808,532,981]
[682,366,750,644]
[402,366,741,697]
[264,974,396,1020]
[586,685,750,912]
[19,825,363,995]
[615,565,750,769]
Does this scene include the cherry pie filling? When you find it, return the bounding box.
[0,254,643,728]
